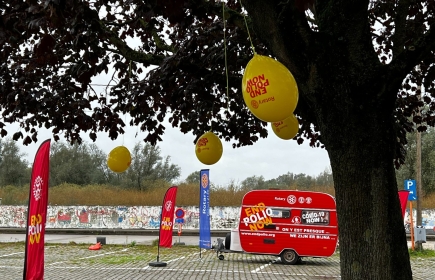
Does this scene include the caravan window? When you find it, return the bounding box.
[270,209,291,218]
[301,210,329,225]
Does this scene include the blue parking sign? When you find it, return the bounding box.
[404,180,417,201]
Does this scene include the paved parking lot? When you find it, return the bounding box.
[1,242,340,280]
[1,238,434,280]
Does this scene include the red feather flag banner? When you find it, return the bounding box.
[159,186,178,248]
[149,186,178,267]
[398,190,410,219]
[23,139,51,280]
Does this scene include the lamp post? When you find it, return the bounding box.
[416,66,423,250]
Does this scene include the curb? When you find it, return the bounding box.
[1,227,435,240]
[0,227,230,237]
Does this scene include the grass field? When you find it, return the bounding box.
[1,183,435,208]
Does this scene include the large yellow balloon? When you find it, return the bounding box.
[195,131,223,165]
[107,146,131,173]
[271,114,299,140]
[242,54,298,122]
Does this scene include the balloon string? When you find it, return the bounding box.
[210,109,213,131]
[124,60,132,146]
[223,2,230,111]
[242,8,256,55]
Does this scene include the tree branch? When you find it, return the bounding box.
[389,22,435,83]
[188,0,247,30]
[391,0,413,58]
[241,0,313,81]
[96,19,165,66]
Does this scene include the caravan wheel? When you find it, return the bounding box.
[280,249,299,265]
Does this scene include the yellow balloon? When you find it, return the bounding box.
[107,146,131,173]
[242,54,298,122]
[195,131,223,165]
[271,114,299,140]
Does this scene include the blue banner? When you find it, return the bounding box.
[199,169,211,249]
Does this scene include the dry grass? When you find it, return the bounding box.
[420,192,435,208]
[0,185,30,205]
[2,184,435,208]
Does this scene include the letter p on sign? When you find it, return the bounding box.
[404,180,417,201]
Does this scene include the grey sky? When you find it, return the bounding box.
[14,121,331,186]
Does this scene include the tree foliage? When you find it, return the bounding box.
[396,127,435,195]
[0,0,265,147]
[240,175,266,190]
[239,171,333,191]
[115,142,181,190]
[3,1,435,279]
[0,138,30,186]
[49,141,108,186]
[184,171,201,184]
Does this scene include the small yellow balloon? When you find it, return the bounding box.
[271,114,299,140]
[195,131,223,165]
[107,146,131,173]
[242,54,299,122]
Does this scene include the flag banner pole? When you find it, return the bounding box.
[23,139,51,280]
[198,169,211,260]
[410,201,415,251]
[149,186,178,267]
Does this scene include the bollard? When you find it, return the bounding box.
[96,236,106,245]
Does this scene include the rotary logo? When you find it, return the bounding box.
[165,200,172,212]
[251,100,259,109]
[33,176,43,201]
[201,173,208,188]
[287,195,296,204]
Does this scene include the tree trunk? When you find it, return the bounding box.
[242,1,414,279]
[325,113,412,279]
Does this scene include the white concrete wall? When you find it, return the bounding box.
[0,205,434,230]
[0,205,241,230]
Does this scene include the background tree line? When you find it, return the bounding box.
[0,138,180,191]
[185,170,334,191]
[0,137,335,191]
[2,130,435,195]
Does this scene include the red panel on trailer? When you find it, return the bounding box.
[238,190,338,258]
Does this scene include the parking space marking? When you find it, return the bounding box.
[0,265,23,269]
[251,257,280,273]
[0,252,24,258]
[48,266,144,270]
[141,249,208,270]
[142,256,186,270]
[49,248,129,265]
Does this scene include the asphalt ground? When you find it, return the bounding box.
[0,232,434,280]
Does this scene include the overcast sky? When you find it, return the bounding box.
[11,120,331,186]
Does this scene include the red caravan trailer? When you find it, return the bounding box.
[216,190,338,264]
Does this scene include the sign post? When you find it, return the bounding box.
[404,180,417,250]
[174,208,185,246]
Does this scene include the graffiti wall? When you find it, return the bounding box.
[0,205,240,230]
[1,206,434,231]
[404,209,435,232]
